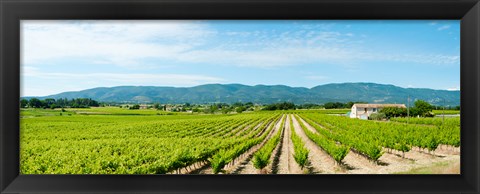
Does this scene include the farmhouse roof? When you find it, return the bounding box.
[353,104,406,108]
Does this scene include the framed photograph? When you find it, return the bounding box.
[1,0,479,193]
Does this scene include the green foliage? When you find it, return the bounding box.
[252,154,269,170]
[394,143,411,153]
[295,115,349,163]
[289,109,350,115]
[389,117,460,147]
[415,100,433,111]
[20,99,29,108]
[409,100,434,117]
[323,102,345,109]
[425,136,439,151]
[209,114,281,173]
[300,113,459,161]
[263,102,296,111]
[289,116,309,169]
[28,98,43,108]
[369,113,387,120]
[295,103,321,110]
[19,106,460,174]
[379,107,407,118]
[364,144,383,161]
[210,154,226,173]
[25,98,100,109]
[221,107,232,114]
[235,106,246,113]
[252,116,285,170]
[323,101,368,109]
[432,109,460,115]
[20,110,278,174]
[129,104,140,109]
[210,105,219,113]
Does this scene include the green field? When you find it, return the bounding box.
[20,107,460,174]
[432,109,460,115]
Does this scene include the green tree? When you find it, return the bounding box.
[262,102,296,111]
[28,98,43,108]
[380,107,407,118]
[20,99,28,108]
[130,104,140,109]
[296,103,321,109]
[245,102,254,109]
[232,102,244,107]
[236,106,246,113]
[72,103,80,108]
[203,108,212,114]
[277,102,295,110]
[369,113,386,120]
[323,102,345,109]
[210,105,218,113]
[44,98,56,107]
[413,100,434,117]
[221,107,232,114]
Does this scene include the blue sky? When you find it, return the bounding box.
[21,20,460,97]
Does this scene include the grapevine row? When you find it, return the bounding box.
[209,114,281,173]
[288,115,309,169]
[293,115,349,163]
[252,114,286,170]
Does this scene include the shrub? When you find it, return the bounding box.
[379,107,406,118]
[129,104,140,109]
[369,113,386,120]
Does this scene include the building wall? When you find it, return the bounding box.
[350,106,357,118]
[350,106,383,119]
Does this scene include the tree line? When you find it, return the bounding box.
[371,100,441,120]
[20,98,100,109]
[263,101,367,110]
[201,102,255,114]
[125,102,258,114]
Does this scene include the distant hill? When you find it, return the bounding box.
[28,83,460,106]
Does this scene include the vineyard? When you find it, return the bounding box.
[20,108,460,174]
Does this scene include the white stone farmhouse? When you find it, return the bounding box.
[350,104,406,119]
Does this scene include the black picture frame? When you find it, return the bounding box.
[1,0,479,193]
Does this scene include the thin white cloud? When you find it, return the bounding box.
[22,20,459,70]
[358,53,459,65]
[177,46,459,68]
[22,20,214,67]
[447,86,460,91]
[177,46,354,68]
[437,25,451,31]
[22,66,225,91]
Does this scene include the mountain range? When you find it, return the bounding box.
[27,83,460,106]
